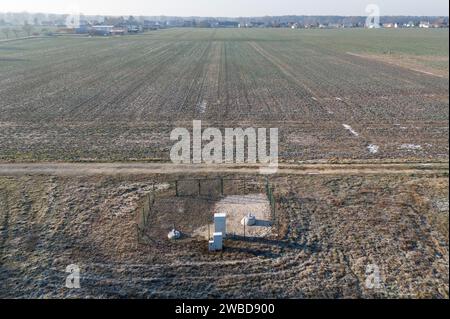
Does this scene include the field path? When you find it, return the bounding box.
[346,52,448,78]
[0,162,447,176]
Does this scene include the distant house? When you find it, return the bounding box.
[383,23,398,28]
[328,23,342,29]
[431,18,448,28]
[130,26,140,32]
[366,23,379,29]
[111,28,126,35]
[419,21,430,28]
[238,22,254,28]
[218,21,239,28]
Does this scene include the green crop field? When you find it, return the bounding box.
[0,28,448,162]
[292,28,449,70]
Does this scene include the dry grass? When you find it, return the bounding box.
[0,173,447,298]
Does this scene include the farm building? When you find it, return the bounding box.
[91,25,114,35]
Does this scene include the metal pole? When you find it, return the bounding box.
[137,224,140,243]
[208,220,211,240]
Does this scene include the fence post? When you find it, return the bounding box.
[137,224,140,243]
[148,194,152,213]
[175,180,179,197]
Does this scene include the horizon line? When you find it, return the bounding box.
[1,11,449,19]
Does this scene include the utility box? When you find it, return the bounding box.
[209,232,223,251]
[241,214,256,226]
[214,213,227,238]
[167,229,181,240]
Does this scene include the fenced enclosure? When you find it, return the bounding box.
[136,176,279,244]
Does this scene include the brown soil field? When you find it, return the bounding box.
[0,170,448,298]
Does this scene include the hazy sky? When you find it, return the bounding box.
[1,0,448,17]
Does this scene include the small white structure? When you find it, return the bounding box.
[167,229,181,240]
[241,214,256,226]
[208,232,223,251]
[419,21,430,28]
[214,213,227,238]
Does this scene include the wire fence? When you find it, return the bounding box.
[136,177,279,244]
[136,191,156,244]
[175,176,269,198]
[265,178,277,225]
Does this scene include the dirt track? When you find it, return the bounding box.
[346,52,449,78]
[0,162,447,176]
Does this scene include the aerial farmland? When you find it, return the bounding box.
[0,28,448,162]
[0,28,448,298]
